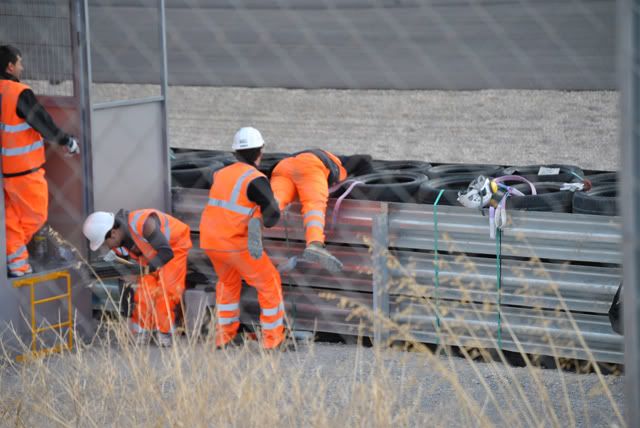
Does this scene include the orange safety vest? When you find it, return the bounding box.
[200,162,265,251]
[127,209,192,265]
[0,80,45,176]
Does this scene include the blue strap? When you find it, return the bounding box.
[496,228,502,350]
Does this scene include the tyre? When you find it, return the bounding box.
[171,161,224,189]
[426,164,503,179]
[502,164,584,183]
[585,172,617,186]
[506,182,574,213]
[371,160,432,176]
[258,152,291,177]
[171,156,225,170]
[335,171,428,203]
[572,184,618,216]
[416,174,482,206]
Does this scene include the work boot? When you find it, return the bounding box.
[8,264,33,278]
[302,242,343,272]
[215,333,249,350]
[247,217,263,259]
[134,331,151,346]
[264,335,298,353]
[157,332,172,348]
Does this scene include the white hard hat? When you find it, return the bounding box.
[457,175,492,209]
[232,127,265,151]
[83,211,115,251]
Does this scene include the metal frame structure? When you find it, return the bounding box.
[619,0,639,426]
[0,0,171,358]
[86,0,171,213]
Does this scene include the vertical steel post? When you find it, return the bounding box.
[158,0,171,212]
[72,0,93,225]
[619,0,640,425]
[372,203,390,346]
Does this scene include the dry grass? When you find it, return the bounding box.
[0,232,625,427]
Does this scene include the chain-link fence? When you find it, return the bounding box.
[0,1,631,426]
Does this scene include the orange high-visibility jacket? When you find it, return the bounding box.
[200,162,265,251]
[0,80,45,176]
[127,209,191,266]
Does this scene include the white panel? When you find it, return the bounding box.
[92,101,168,212]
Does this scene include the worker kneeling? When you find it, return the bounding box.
[270,149,372,272]
[83,208,192,347]
[200,127,288,350]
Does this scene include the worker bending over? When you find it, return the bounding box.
[270,149,372,272]
[83,208,192,347]
[1,45,80,277]
[200,127,288,350]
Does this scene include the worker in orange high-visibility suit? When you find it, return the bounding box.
[83,209,192,347]
[270,150,373,272]
[0,45,80,277]
[200,126,288,350]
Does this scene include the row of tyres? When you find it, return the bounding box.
[171,149,618,216]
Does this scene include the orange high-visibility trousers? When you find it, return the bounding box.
[3,169,48,274]
[204,249,285,349]
[271,156,329,245]
[131,248,188,334]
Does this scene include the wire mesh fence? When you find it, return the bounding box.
[0,1,627,426]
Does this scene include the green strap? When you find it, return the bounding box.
[496,228,502,349]
[433,190,445,340]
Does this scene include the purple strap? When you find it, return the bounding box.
[330,180,363,229]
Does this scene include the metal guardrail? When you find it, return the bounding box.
[174,188,623,363]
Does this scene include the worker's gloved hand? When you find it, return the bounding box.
[65,137,80,155]
[103,250,117,263]
[247,217,263,259]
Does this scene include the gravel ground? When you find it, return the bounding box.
[282,342,625,426]
[89,85,619,171]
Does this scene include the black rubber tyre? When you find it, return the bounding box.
[171,156,226,170]
[371,160,432,176]
[502,164,584,183]
[416,174,481,206]
[335,172,428,203]
[506,182,574,213]
[585,172,617,186]
[572,184,618,216]
[258,152,291,177]
[426,164,503,179]
[171,161,224,189]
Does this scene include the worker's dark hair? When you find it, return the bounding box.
[341,154,374,178]
[235,147,263,165]
[0,45,22,73]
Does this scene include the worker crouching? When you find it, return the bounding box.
[270,150,373,272]
[199,127,288,350]
[83,209,192,347]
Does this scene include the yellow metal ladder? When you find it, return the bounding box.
[13,271,73,362]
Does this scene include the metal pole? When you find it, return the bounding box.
[372,204,390,346]
[72,0,93,228]
[158,0,171,213]
[619,0,640,426]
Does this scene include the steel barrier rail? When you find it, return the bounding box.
[186,241,619,315]
[172,188,624,363]
[392,299,623,363]
[173,189,623,263]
